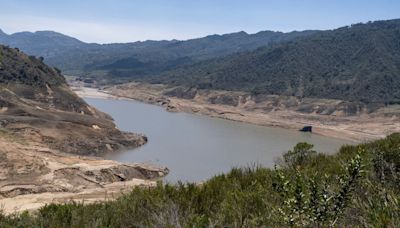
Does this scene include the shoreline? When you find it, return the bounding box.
[1,85,169,214]
[0,137,168,214]
[72,85,400,143]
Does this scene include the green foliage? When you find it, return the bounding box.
[0,45,65,86]
[154,19,400,105]
[3,20,400,105]
[283,142,316,168]
[273,149,364,227]
[0,27,317,85]
[0,134,400,227]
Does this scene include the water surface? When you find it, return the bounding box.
[86,98,351,183]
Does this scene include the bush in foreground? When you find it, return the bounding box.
[1,134,400,227]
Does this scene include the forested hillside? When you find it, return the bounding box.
[0,29,317,81]
[2,20,399,104]
[150,19,400,104]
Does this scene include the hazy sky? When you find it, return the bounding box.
[1,0,399,43]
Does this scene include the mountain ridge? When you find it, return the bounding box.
[0,28,318,82]
[146,19,400,105]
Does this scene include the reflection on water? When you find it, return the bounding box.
[86,98,352,183]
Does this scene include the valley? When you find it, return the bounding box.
[0,6,399,224]
[73,83,400,143]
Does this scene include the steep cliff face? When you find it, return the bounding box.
[0,45,146,155]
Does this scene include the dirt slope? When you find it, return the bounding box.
[0,45,168,213]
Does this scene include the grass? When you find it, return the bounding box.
[0,133,399,227]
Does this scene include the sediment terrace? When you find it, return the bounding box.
[81,82,400,143]
[0,134,168,213]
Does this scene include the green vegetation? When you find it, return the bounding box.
[3,20,400,106]
[0,45,65,86]
[283,142,317,168]
[150,19,400,105]
[0,44,92,114]
[1,133,399,227]
[0,28,317,84]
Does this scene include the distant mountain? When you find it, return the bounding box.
[149,19,400,105]
[0,29,318,82]
[0,30,86,59]
[2,20,399,105]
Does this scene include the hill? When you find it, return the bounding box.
[0,29,317,83]
[0,44,146,155]
[0,45,167,209]
[0,30,86,59]
[149,19,400,105]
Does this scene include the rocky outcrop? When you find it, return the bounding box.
[208,94,240,106]
[164,87,198,99]
[160,84,387,117]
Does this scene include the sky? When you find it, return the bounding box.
[0,0,399,43]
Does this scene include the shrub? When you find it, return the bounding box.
[0,134,399,227]
[283,142,317,168]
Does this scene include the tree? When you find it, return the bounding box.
[283,142,316,168]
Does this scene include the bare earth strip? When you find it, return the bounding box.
[0,135,167,214]
[73,83,400,143]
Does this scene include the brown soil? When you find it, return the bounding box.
[0,93,166,214]
[0,84,148,156]
[0,133,168,214]
[0,47,168,214]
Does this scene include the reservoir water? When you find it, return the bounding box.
[86,98,351,183]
